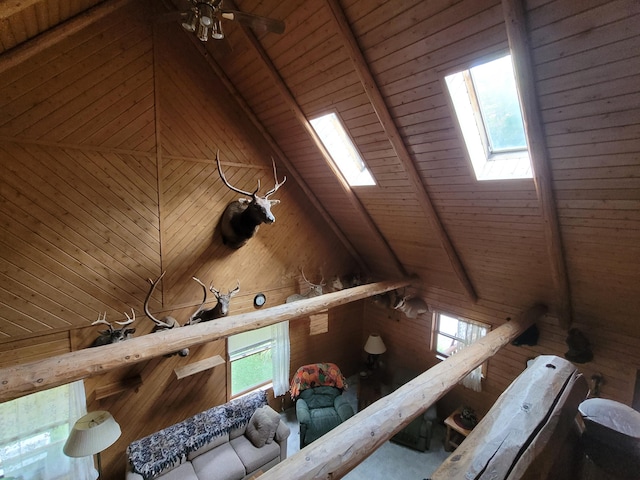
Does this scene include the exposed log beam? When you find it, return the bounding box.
[0,0,134,75]
[259,304,548,480]
[432,355,588,479]
[178,31,371,275]
[323,0,478,304]
[0,280,409,402]
[502,0,572,330]
[225,0,407,279]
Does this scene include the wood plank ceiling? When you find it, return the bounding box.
[1,0,640,340]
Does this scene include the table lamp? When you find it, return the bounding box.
[364,333,386,370]
[63,410,121,479]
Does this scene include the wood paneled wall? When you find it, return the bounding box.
[0,2,360,479]
[365,293,640,419]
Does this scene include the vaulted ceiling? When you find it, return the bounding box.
[2,0,639,338]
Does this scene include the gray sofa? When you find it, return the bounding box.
[125,391,289,480]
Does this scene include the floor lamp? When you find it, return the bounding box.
[63,411,121,479]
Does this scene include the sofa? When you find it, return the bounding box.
[290,363,355,448]
[125,390,289,480]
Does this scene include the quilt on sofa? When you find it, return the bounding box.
[127,391,267,479]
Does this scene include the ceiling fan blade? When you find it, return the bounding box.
[220,10,285,35]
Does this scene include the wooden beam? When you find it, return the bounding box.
[0,280,409,402]
[0,0,134,75]
[323,0,478,303]
[225,0,407,279]
[258,304,548,480]
[0,0,45,20]
[432,355,588,479]
[181,34,371,275]
[502,0,572,330]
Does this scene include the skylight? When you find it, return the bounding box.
[309,112,376,186]
[445,54,532,181]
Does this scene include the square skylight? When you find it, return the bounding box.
[309,112,376,186]
[445,54,532,181]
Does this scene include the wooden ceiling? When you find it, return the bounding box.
[2,0,639,338]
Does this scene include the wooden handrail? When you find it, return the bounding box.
[259,304,548,480]
[0,280,409,402]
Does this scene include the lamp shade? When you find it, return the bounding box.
[63,411,121,457]
[364,333,386,355]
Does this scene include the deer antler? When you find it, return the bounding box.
[264,157,287,197]
[115,308,136,326]
[216,150,257,197]
[144,271,174,328]
[91,312,112,330]
[188,277,209,324]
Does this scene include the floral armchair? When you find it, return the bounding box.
[290,363,355,448]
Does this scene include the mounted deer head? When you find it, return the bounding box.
[393,294,430,319]
[90,309,136,347]
[187,277,240,325]
[144,271,189,357]
[286,268,325,303]
[216,150,286,249]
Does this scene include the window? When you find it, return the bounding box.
[229,326,274,396]
[433,311,490,392]
[445,54,532,181]
[309,112,376,186]
[0,381,95,480]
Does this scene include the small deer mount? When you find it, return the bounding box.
[187,277,240,325]
[216,151,286,249]
[90,309,136,347]
[393,294,430,319]
[286,268,325,303]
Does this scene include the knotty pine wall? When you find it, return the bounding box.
[0,2,362,479]
[365,291,640,420]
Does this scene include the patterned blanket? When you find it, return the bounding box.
[289,363,347,399]
[127,390,267,479]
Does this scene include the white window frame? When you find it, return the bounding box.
[432,310,490,378]
[444,53,532,181]
[309,111,376,187]
[228,326,274,397]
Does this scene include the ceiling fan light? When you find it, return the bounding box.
[197,23,209,42]
[211,19,224,40]
[181,10,198,33]
[199,4,214,26]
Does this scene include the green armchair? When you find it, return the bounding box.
[296,385,354,448]
[290,363,355,449]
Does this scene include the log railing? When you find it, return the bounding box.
[258,304,548,480]
[0,280,409,402]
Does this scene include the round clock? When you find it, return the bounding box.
[254,293,266,308]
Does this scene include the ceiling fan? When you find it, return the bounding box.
[174,0,285,42]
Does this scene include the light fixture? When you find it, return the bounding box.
[64,411,121,479]
[197,23,209,42]
[211,18,224,39]
[181,9,198,33]
[364,333,386,370]
[198,3,214,26]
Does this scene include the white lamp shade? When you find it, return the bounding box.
[364,333,386,355]
[63,411,121,457]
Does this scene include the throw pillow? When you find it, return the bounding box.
[245,406,280,448]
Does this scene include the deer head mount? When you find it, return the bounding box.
[144,271,190,357]
[393,294,430,319]
[216,151,286,249]
[90,309,136,347]
[187,277,240,325]
[286,268,325,303]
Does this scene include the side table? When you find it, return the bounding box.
[444,409,474,451]
[357,373,382,411]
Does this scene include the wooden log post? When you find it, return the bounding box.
[0,280,409,402]
[432,354,588,480]
[258,304,548,480]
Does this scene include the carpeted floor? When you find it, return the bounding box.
[279,376,452,480]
